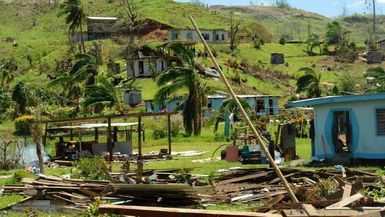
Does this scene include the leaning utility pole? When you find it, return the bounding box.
[373,0,376,36]
[189,16,299,203]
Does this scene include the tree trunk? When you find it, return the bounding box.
[35,140,44,174]
[30,123,44,174]
[79,16,86,54]
[126,33,136,78]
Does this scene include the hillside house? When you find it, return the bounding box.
[378,39,385,52]
[168,29,228,43]
[127,46,169,78]
[145,95,279,116]
[286,94,385,163]
[86,16,117,40]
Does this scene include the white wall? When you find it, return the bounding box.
[169,29,228,43]
[314,100,385,159]
[132,58,168,77]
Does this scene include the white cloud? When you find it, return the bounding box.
[347,0,365,8]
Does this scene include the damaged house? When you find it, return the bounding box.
[169,28,228,43]
[286,94,385,163]
[126,45,169,78]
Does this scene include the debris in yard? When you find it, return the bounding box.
[3,167,385,217]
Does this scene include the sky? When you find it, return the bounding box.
[179,0,385,18]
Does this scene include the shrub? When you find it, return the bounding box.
[72,156,110,180]
[170,115,183,137]
[214,132,226,142]
[14,115,35,136]
[152,128,166,139]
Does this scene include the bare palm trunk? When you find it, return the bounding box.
[30,123,44,174]
[79,17,86,54]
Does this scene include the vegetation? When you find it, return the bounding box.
[296,67,322,98]
[155,43,207,136]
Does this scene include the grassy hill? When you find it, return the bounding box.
[211,5,379,43]
[0,0,382,106]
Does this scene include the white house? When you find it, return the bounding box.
[127,46,169,78]
[145,94,280,116]
[286,94,385,163]
[168,29,228,43]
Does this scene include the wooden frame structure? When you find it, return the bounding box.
[42,112,176,161]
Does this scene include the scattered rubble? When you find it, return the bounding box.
[2,167,385,216]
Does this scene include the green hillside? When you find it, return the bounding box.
[0,0,381,104]
[211,5,379,43]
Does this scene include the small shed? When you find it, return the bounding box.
[378,39,385,52]
[286,94,385,163]
[366,51,382,64]
[270,53,285,65]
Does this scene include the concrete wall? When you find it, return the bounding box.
[169,29,228,43]
[313,100,385,159]
[145,96,279,116]
[131,58,168,77]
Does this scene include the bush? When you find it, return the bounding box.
[14,115,35,136]
[170,115,183,137]
[72,156,110,180]
[214,132,226,142]
[152,128,166,139]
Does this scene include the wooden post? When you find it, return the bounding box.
[107,117,113,162]
[138,116,142,159]
[95,128,99,142]
[167,114,172,155]
[70,129,73,141]
[189,16,299,203]
[42,122,48,147]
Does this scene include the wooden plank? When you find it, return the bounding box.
[217,172,272,185]
[99,204,282,217]
[326,193,364,209]
[342,184,352,199]
[301,204,320,217]
[282,208,383,217]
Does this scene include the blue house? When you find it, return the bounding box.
[286,94,385,162]
[145,95,280,116]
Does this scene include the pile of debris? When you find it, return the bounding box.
[209,167,385,216]
[2,170,202,211]
[3,167,385,216]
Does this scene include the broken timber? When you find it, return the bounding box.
[99,204,282,217]
[189,15,299,203]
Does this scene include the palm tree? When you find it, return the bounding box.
[305,34,322,56]
[0,58,17,91]
[155,43,207,136]
[212,97,252,132]
[49,54,98,113]
[59,0,86,54]
[325,21,350,50]
[364,66,385,92]
[296,67,322,98]
[82,76,135,114]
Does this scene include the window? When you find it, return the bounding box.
[202,33,210,40]
[377,109,385,135]
[215,34,219,41]
[172,33,179,40]
[161,61,165,71]
[269,98,274,114]
[187,32,193,40]
[138,61,144,75]
[207,100,212,109]
[222,34,225,41]
[256,99,265,114]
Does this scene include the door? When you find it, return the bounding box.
[138,61,144,75]
[332,111,352,154]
